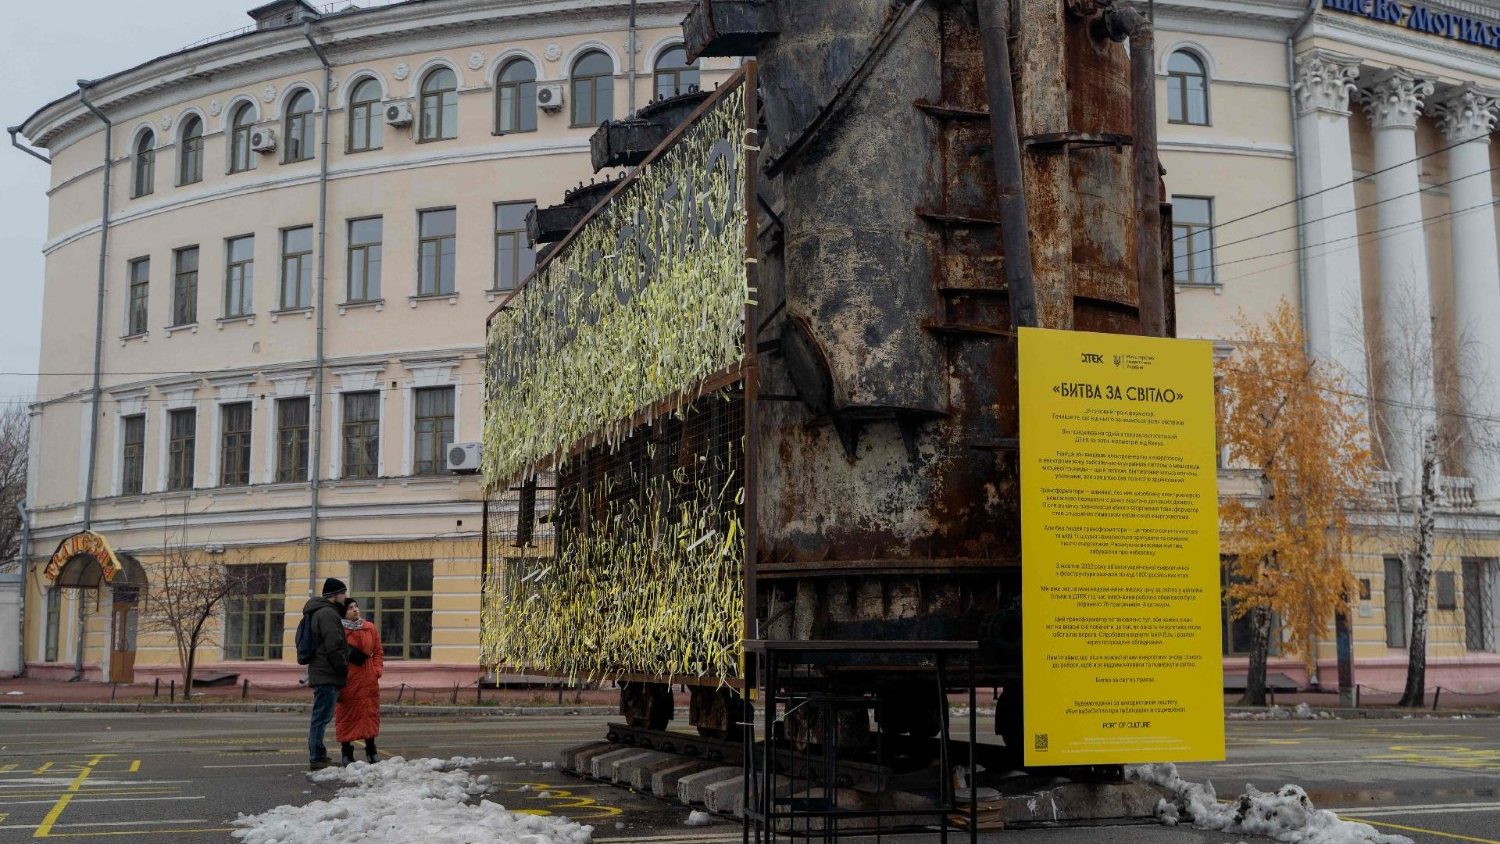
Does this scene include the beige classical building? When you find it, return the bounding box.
[1158,0,1500,693]
[11,0,731,687]
[12,0,1500,697]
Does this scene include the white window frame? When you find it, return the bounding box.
[400,360,460,476]
[207,377,258,488]
[266,371,313,484]
[158,385,200,492]
[111,390,148,495]
[330,366,387,480]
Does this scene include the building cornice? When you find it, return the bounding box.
[20,0,693,150]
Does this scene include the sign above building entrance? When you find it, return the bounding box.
[1323,0,1500,51]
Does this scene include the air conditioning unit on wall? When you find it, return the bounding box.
[446,442,481,474]
[384,100,414,126]
[536,83,565,112]
[249,127,277,153]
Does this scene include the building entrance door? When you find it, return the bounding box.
[109,587,140,684]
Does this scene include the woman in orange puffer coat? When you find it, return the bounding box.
[335,599,384,765]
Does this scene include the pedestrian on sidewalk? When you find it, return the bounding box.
[336,598,384,765]
[301,577,350,770]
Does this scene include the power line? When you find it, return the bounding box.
[1174,164,1498,265]
[1171,132,1481,243]
[1208,197,1499,272]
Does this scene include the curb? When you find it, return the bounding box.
[0,702,619,717]
[1224,705,1499,719]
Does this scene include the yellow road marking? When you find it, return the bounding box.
[126,762,138,774]
[1343,817,1500,844]
[0,765,16,773]
[25,827,235,838]
[0,790,181,804]
[34,754,104,838]
[32,764,51,775]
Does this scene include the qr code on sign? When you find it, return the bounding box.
[1034,733,1048,751]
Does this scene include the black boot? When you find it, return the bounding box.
[365,738,378,764]
[341,742,356,766]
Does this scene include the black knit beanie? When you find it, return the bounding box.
[321,577,348,598]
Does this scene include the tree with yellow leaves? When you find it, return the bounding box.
[1218,302,1374,706]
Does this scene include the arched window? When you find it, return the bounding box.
[495,59,537,134]
[348,78,384,152]
[132,131,155,198]
[178,116,203,185]
[653,46,700,100]
[1167,50,1210,126]
[228,103,256,174]
[419,67,458,141]
[570,51,614,127]
[284,88,315,162]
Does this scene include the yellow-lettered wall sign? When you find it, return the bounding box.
[1019,327,1224,767]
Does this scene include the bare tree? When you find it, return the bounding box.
[140,543,265,693]
[1350,279,1496,707]
[0,403,28,564]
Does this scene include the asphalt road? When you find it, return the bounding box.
[0,710,1495,843]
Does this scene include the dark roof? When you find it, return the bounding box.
[246,0,321,26]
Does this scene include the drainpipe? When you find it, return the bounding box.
[1097,4,1165,336]
[75,79,112,681]
[1287,0,1318,350]
[976,0,1038,330]
[303,22,332,599]
[8,127,50,165]
[7,130,46,679]
[13,502,29,677]
[628,0,639,114]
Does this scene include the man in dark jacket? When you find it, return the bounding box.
[303,577,350,769]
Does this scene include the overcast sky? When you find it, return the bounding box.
[0,1,265,409]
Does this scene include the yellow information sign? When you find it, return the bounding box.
[1019,327,1224,766]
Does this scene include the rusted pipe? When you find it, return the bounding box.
[975,0,1038,330]
[1097,4,1165,336]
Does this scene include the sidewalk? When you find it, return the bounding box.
[7,674,1499,719]
[0,673,629,712]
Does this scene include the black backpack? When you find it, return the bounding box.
[294,615,317,666]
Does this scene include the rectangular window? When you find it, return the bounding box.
[1172,196,1215,286]
[127,257,150,336]
[1384,556,1407,649]
[342,391,380,479]
[1220,557,1280,656]
[350,561,432,660]
[44,588,60,662]
[121,414,145,495]
[280,226,314,310]
[1437,570,1458,610]
[493,202,536,292]
[418,209,456,296]
[1464,559,1492,652]
[225,235,254,318]
[275,397,310,483]
[172,246,199,327]
[167,407,196,491]
[413,386,455,475]
[223,564,287,661]
[347,217,383,302]
[219,402,252,487]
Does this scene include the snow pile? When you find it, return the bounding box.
[1228,703,1332,721]
[685,810,715,826]
[1127,763,1410,844]
[230,755,593,844]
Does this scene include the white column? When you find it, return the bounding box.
[1361,69,1436,486]
[1434,85,1500,504]
[1293,50,1370,391]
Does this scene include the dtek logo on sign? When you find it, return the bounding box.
[1322,0,1500,51]
[1081,353,1104,364]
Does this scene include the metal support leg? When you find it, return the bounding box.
[937,653,950,844]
